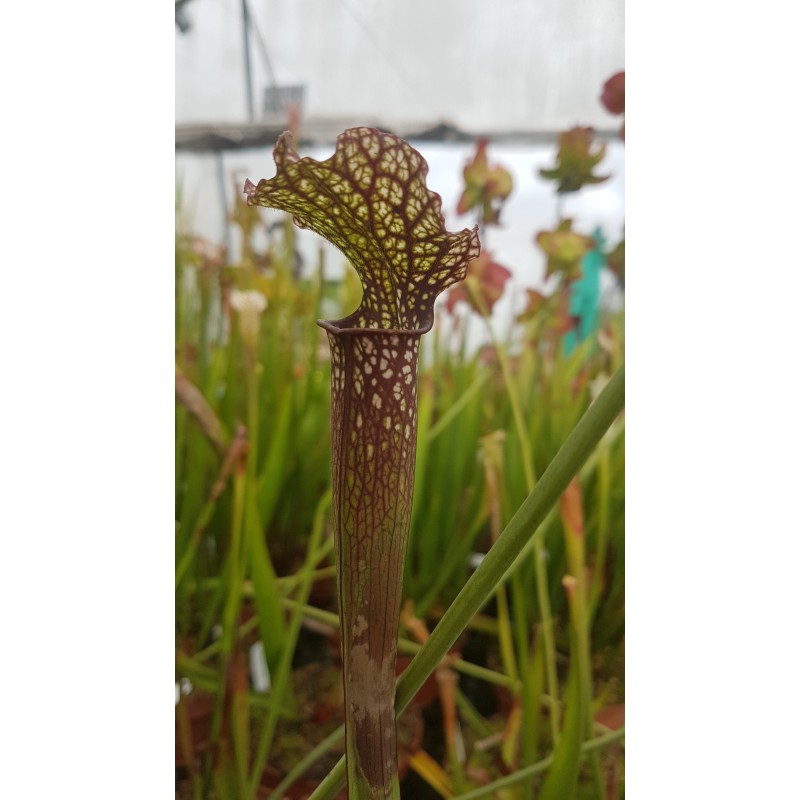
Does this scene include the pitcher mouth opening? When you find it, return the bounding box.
[317,318,432,338]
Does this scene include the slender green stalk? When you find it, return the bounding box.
[269,727,346,800]
[533,535,561,743]
[245,360,260,509]
[495,584,518,684]
[438,667,466,793]
[466,279,561,741]
[188,614,259,664]
[176,426,247,589]
[308,366,624,800]
[589,445,612,618]
[465,282,536,490]
[455,688,494,740]
[480,432,519,691]
[454,727,624,800]
[246,490,331,798]
[521,632,546,772]
[561,479,605,797]
[537,627,582,800]
[425,370,490,441]
[211,468,246,744]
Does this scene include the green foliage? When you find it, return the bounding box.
[539,127,610,194]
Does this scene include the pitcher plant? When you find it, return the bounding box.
[244,127,480,798]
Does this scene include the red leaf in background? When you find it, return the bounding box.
[595,703,625,731]
[445,251,512,315]
[600,71,625,115]
[600,71,625,141]
[456,138,513,225]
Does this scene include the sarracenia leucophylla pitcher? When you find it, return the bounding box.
[245,128,480,798]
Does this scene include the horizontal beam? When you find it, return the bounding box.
[175,118,620,153]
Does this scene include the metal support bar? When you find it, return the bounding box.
[241,0,255,121]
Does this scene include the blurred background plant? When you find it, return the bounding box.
[176,71,625,799]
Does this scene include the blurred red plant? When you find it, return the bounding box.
[445,251,512,315]
[600,71,625,141]
[516,288,575,337]
[456,138,513,225]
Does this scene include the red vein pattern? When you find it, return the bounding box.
[245,128,480,795]
[321,324,421,791]
[244,127,479,331]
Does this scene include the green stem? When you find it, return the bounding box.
[246,490,332,798]
[308,366,624,800]
[222,470,246,659]
[207,465,246,751]
[533,539,561,743]
[495,584,519,685]
[269,727,347,800]
[561,480,605,797]
[246,361,260,486]
[425,370,490,441]
[466,282,536,490]
[466,280,561,741]
[454,727,624,800]
[589,445,612,619]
